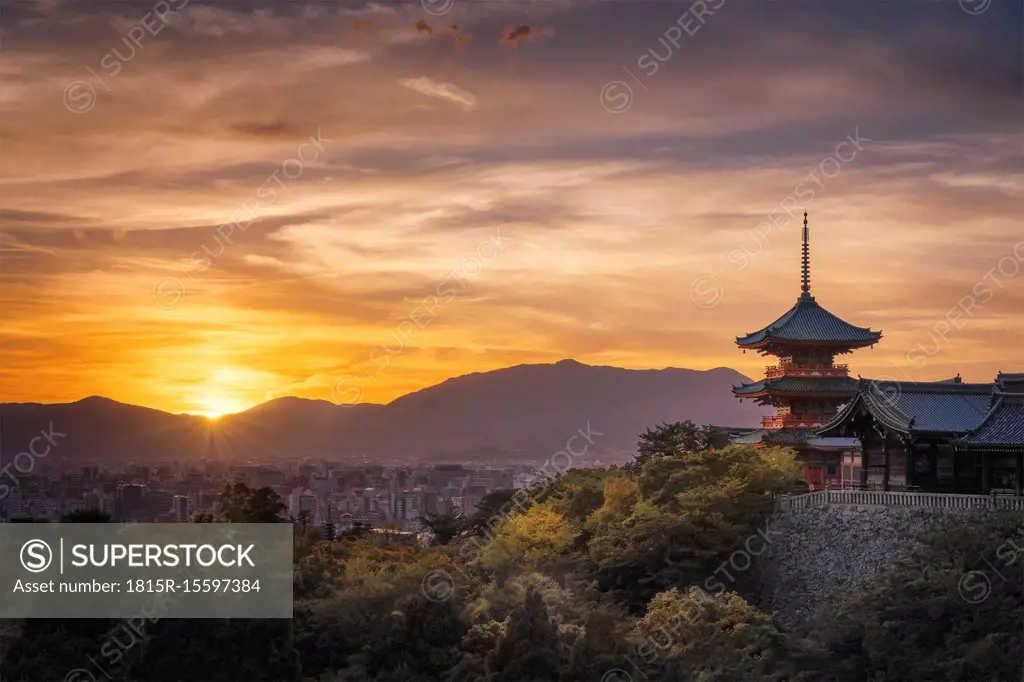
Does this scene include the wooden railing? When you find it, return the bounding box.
[777,490,827,512]
[762,414,833,429]
[776,489,1024,512]
[765,363,850,379]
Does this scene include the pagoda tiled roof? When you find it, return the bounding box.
[817,377,994,437]
[736,293,882,349]
[733,375,859,397]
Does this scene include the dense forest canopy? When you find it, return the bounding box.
[2,422,1021,681]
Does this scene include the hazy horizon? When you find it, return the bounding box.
[0,359,757,417]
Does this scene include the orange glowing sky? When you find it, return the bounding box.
[1,0,1022,416]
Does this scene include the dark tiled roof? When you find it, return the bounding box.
[736,293,882,348]
[763,428,819,445]
[729,427,817,446]
[818,378,994,436]
[959,400,1024,446]
[959,380,1024,446]
[733,376,858,397]
[996,372,1024,393]
[730,428,768,444]
[806,436,861,450]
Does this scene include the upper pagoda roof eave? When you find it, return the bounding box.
[734,336,882,350]
[735,294,883,349]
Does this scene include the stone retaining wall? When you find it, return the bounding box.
[757,504,975,624]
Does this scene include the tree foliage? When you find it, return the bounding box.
[420,510,466,545]
[628,420,715,473]
[465,489,518,536]
[4,422,1019,682]
[217,483,287,523]
[60,509,112,523]
[588,444,800,609]
[630,587,825,681]
[487,586,561,681]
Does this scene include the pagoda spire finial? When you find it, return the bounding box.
[801,211,811,297]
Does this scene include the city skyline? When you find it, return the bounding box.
[2,0,1021,416]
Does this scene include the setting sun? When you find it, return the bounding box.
[179,368,266,418]
[186,391,254,419]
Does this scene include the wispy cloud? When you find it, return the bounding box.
[500,24,555,46]
[399,77,478,110]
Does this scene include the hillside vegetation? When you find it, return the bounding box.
[2,422,1020,681]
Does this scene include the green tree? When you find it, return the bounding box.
[487,586,561,681]
[125,618,300,681]
[294,509,313,536]
[60,509,112,523]
[631,587,820,681]
[217,483,287,523]
[465,489,517,536]
[587,445,799,608]
[0,618,123,681]
[533,468,618,526]
[627,421,714,473]
[419,511,465,545]
[478,504,578,583]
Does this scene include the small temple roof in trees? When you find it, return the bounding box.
[735,213,882,351]
[732,427,818,446]
[733,375,858,398]
[817,376,995,437]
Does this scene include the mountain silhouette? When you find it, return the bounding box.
[0,360,769,465]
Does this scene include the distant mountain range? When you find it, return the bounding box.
[0,360,769,465]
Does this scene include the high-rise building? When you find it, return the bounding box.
[171,495,189,522]
[115,483,147,521]
[148,489,174,518]
[431,464,468,488]
[7,487,24,518]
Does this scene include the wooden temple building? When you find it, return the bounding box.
[729,213,1024,494]
[814,373,1024,495]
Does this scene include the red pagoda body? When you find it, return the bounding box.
[731,213,882,489]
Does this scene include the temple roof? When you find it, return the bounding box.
[733,375,859,397]
[817,377,995,437]
[805,436,860,450]
[730,427,818,446]
[730,428,768,444]
[957,373,1024,447]
[728,376,1008,447]
[735,293,882,350]
[958,399,1024,447]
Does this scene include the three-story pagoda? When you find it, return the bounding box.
[732,213,882,488]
